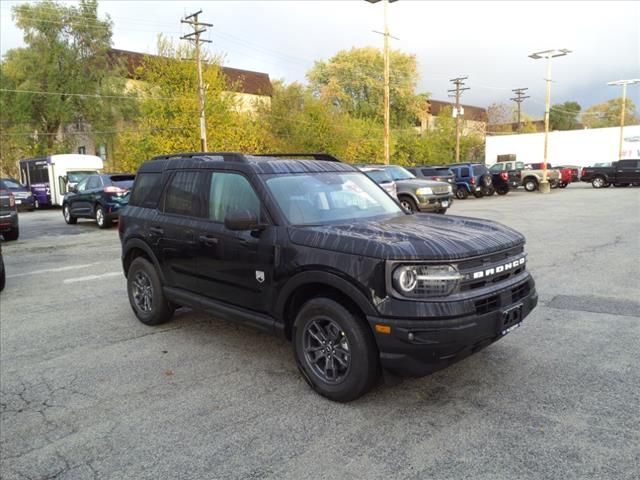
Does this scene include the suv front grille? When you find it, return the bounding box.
[458,246,526,292]
[432,185,450,195]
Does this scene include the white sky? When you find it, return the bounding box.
[1,0,639,117]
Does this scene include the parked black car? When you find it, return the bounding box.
[356,164,453,213]
[0,178,35,211]
[581,159,640,188]
[0,188,19,241]
[119,152,538,402]
[63,173,135,228]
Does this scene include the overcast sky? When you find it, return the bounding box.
[1,0,638,117]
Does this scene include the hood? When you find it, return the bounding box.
[288,213,525,261]
[396,178,447,189]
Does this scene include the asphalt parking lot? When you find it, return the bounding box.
[1,184,639,480]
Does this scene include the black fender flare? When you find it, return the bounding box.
[275,270,378,323]
[121,238,164,280]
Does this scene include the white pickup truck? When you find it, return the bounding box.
[489,161,560,192]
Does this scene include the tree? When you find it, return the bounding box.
[306,47,424,127]
[549,101,581,130]
[0,0,124,158]
[486,102,514,132]
[581,98,639,129]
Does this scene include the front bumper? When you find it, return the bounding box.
[417,193,453,212]
[367,275,538,377]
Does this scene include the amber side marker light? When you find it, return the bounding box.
[375,324,391,334]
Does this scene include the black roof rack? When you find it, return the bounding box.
[150,152,248,162]
[253,153,342,162]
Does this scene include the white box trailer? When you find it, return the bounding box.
[485,125,640,168]
[19,154,104,207]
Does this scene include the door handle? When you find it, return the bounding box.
[149,226,164,235]
[199,235,219,246]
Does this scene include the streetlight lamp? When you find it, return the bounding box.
[366,0,398,165]
[607,79,640,160]
[529,48,571,193]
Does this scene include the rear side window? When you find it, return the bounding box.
[129,173,163,208]
[163,171,206,217]
[208,172,260,222]
[460,167,470,177]
[405,168,417,175]
[619,160,638,169]
[421,168,436,176]
[473,165,488,176]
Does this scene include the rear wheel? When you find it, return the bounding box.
[455,187,469,200]
[559,182,568,188]
[496,185,509,195]
[63,204,77,225]
[473,189,484,198]
[293,297,379,402]
[127,257,175,326]
[399,196,418,213]
[592,176,606,188]
[95,205,112,229]
[523,178,538,192]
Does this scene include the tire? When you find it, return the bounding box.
[523,178,538,192]
[3,228,19,241]
[592,176,606,189]
[436,208,447,214]
[455,187,469,200]
[399,196,418,213]
[95,205,112,229]
[481,174,492,187]
[127,257,175,326]
[63,204,77,225]
[483,186,495,196]
[559,183,568,188]
[473,190,484,198]
[496,185,509,195]
[293,297,379,402]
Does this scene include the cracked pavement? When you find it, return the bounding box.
[1,184,639,479]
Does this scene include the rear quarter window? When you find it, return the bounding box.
[460,167,470,177]
[129,173,163,208]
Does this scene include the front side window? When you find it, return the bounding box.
[265,172,402,225]
[384,166,415,181]
[208,172,260,222]
[163,171,206,217]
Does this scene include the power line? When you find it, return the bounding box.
[510,88,529,132]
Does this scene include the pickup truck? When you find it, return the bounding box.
[581,159,640,188]
[489,162,523,189]
[526,163,571,189]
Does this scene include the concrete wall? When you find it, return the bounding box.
[485,125,640,167]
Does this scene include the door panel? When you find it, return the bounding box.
[194,171,275,313]
[617,160,640,183]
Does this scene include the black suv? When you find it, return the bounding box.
[120,153,538,402]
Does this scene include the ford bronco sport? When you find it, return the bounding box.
[119,152,538,402]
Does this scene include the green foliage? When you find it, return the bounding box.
[581,98,639,128]
[307,47,424,127]
[0,0,124,162]
[549,101,581,130]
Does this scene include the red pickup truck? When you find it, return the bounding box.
[526,163,572,188]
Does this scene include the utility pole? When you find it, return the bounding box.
[607,79,640,159]
[181,10,212,152]
[367,0,398,164]
[529,49,571,193]
[448,76,469,163]
[510,87,530,132]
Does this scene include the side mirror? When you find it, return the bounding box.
[224,210,263,231]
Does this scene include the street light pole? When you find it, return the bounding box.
[529,49,571,193]
[607,79,640,160]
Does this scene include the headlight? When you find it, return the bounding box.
[392,264,461,297]
[416,187,433,196]
[447,185,453,193]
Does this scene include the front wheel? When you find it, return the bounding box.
[127,257,175,326]
[3,228,19,241]
[559,183,568,188]
[63,204,77,225]
[399,197,418,213]
[293,298,379,402]
[592,176,606,188]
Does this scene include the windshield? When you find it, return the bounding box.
[67,171,99,183]
[384,166,415,181]
[364,170,393,184]
[265,172,403,225]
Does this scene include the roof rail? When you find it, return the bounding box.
[150,152,248,162]
[254,153,342,162]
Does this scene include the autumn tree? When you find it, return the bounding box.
[581,98,639,129]
[0,0,124,160]
[486,102,515,132]
[307,47,424,127]
[549,101,581,130]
